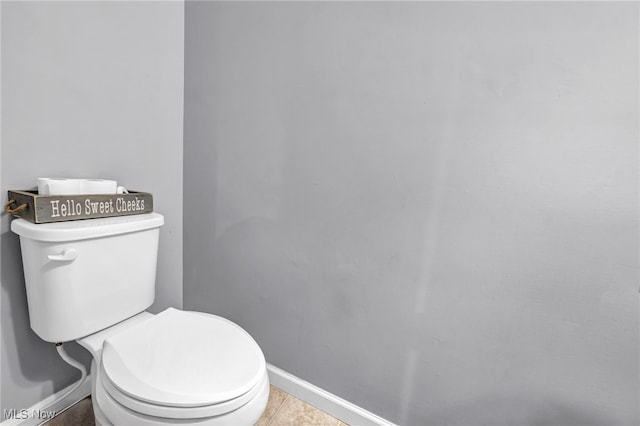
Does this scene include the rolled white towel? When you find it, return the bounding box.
[37,178,123,195]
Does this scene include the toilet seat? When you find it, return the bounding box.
[93,362,270,425]
[100,365,269,419]
[99,308,266,419]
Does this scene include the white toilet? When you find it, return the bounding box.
[11,212,269,425]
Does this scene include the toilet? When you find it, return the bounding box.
[11,212,269,425]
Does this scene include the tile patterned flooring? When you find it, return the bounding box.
[43,397,94,426]
[258,385,347,426]
[43,385,347,426]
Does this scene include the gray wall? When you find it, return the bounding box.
[1,1,183,418]
[184,2,638,425]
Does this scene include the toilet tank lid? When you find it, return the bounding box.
[11,212,164,242]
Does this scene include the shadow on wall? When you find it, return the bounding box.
[425,394,618,426]
[1,228,91,415]
[186,216,626,426]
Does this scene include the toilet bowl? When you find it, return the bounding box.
[11,213,269,425]
[77,308,270,425]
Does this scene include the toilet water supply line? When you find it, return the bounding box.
[47,343,88,411]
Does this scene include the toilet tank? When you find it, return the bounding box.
[11,212,164,343]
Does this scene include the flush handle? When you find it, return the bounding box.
[48,249,78,262]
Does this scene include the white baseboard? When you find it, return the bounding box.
[1,375,91,426]
[266,364,396,426]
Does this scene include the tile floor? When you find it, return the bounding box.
[257,385,347,426]
[43,397,94,426]
[43,385,347,426]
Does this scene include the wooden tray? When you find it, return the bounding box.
[5,190,153,223]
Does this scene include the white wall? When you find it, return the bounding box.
[184,2,638,425]
[1,1,184,418]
